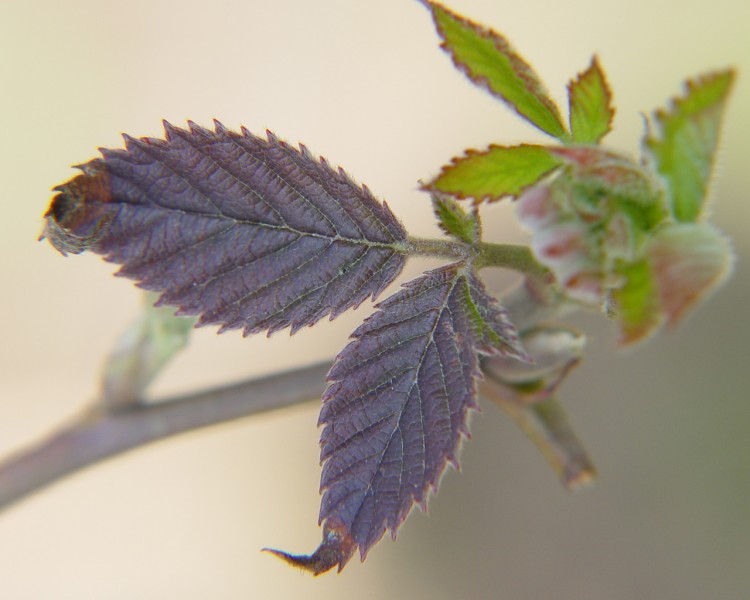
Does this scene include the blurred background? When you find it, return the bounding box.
[1,0,748,598]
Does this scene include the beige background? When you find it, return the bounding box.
[1,0,749,598]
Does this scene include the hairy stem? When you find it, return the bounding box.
[407,236,469,260]
[407,236,549,277]
[475,242,549,276]
[0,362,329,513]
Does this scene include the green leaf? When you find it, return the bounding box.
[431,193,480,243]
[425,1,568,140]
[645,69,735,222]
[567,56,615,144]
[611,258,662,345]
[612,222,733,345]
[425,144,562,203]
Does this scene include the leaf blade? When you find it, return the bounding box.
[425,1,568,139]
[425,144,562,203]
[567,56,615,144]
[431,193,480,243]
[645,69,735,222]
[278,262,526,573]
[44,121,408,336]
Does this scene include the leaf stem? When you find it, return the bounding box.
[480,378,596,490]
[406,236,469,260]
[475,242,549,276]
[407,236,548,278]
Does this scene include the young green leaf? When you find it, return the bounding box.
[423,1,569,140]
[610,258,661,345]
[425,144,562,203]
[645,69,735,222]
[43,121,409,336]
[270,262,528,573]
[567,56,615,144]
[431,193,480,243]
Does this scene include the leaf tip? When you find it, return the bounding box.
[162,119,178,140]
[212,118,228,134]
[264,520,357,576]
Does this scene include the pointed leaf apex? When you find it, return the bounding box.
[162,120,179,140]
[567,55,615,144]
[424,1,568,139]
[264,520,356,576]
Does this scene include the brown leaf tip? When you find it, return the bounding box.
[263,520,356,576]
[43,165,113,256]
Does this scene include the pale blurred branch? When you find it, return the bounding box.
[0,361,329,513]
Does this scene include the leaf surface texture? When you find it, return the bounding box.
[426,144,562,203]
[45,122,408,335]
[282,262,527,572]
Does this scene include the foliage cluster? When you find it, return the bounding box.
[41,0,734,574]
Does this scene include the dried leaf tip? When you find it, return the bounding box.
[264,521,356,576]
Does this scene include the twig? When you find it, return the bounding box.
[0,361,330,513]
[0,276,582,514]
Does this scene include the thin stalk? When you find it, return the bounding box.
[481,376,596,490]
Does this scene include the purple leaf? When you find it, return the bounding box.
[43,121,408,335]
[271,262,527,573]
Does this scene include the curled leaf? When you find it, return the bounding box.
[43,121,408,336]
[484,326,586,387]
[650,223,733,329]
[264,519,356,576]
[275,262,527,573]
[423,1,568,140]
[482,325,595,490]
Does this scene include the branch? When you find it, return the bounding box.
[0,361,330,513]
[0,275,579,515]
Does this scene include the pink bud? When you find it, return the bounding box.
[649,223,733,327]
[562,271,605,305]
[516,183,559,229]
[532,221,589,266]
